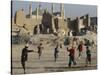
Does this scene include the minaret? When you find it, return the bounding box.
[51,3,54,15]
[29,3,32,18]
[36,8,39,20]
[60,3,64,18]
[39,3,41,13]
[60,3,63,11]
[51,3,56,33]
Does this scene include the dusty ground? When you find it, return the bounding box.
[11,34,97,74]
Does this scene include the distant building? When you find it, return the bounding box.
[67,14,91,35]
[12,3,97,37]
[12,3,69,36]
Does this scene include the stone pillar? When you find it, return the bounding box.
[86,14,90,27]
[76,17,79,33]
[36,8,39,20]
[29,3,32,18]
[52,17,56,33]
[60,3,64,18]
[38,3,41,16]
[51,3,54,14]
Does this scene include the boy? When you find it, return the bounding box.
[85,46,91,66]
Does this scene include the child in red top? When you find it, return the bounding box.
[67,46,76,67]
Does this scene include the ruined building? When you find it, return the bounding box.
[12,3,96,38]
[67,14,91,35]
[12,3,69,36]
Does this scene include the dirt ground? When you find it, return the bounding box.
[11,35,97,74]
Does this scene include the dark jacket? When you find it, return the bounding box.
[86,49,91,57]
[21,48,33,62]
[67,48,75,57]
[37,46,42,53]
[54,47,59,55]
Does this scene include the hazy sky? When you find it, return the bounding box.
[12,1,97,19]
